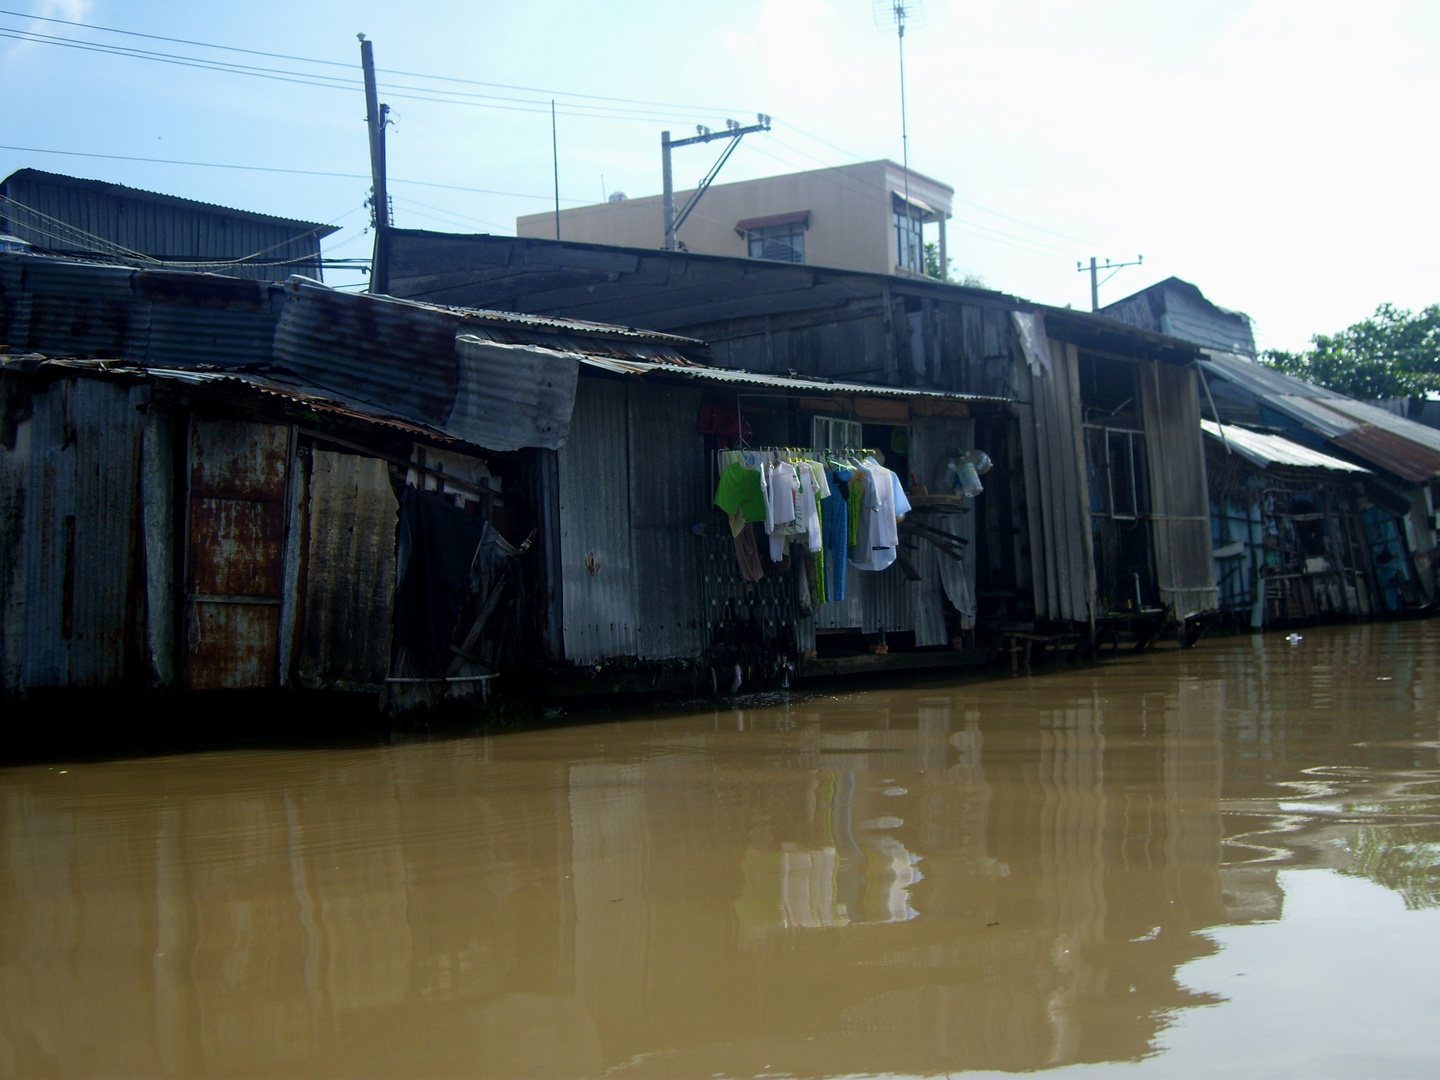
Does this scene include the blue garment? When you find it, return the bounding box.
[821,467,849,602]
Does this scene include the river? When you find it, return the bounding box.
[2,622,1439,1078]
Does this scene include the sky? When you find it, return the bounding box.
[1,0,1436,352]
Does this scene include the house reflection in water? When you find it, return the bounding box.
[733,768,923,933]
[4,625,1438,1076]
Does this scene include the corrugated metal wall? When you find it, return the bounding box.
[16,377,147,687]
[557,377,707,664]
[0,253,281,368]
[1,173,326,281]
[1015,334,1094,624]
[1141,364,1219,616]
[298,451,398,690]
[185,418,290,690]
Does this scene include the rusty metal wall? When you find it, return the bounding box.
[298,450,398,690]
[185,417,290,690]
[15,376,147,688]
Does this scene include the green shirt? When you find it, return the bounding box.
[714,462,767,522]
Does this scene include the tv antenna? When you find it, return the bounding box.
[874,1,924,213]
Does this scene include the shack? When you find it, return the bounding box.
[0,252,716,701]
[378,230,1218,657]
[0,169,337,281]
[1202,419,1375,627]
[0,252,1017,701]
[1200,351,1440,612]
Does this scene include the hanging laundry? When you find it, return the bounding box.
[714,461,766,536]
[732,521,765,583]
[821,468,849,601]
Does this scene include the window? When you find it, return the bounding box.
[812,416,863,451]
[1085,425,1151,519]
[893,196,925,273]
[748,223,805,263]
[736,211,809,264]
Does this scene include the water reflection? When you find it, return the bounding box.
[0,622,1437,1077]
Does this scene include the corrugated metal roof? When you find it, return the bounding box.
[13,358,470,446]
[1201,420,1369,473]
[1201,350,1349,402]
[2,169,337,236]
[1,252,282,367]
[1315,397,1440,458]
[274,279,581,451]
[1202,351,1440,481]
[1330,426,1440,484]
[577,355,1013,402]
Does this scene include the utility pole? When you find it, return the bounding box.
[661,115,771,250]
[1077,254,1143,312]
[551,100,561,240]
[358,33,390,294]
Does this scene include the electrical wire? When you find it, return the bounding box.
[0,6,758,116]
[0,144,594,204]
[0,25,738,125]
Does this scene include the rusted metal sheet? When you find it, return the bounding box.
[299,450,398,690]
[274,277,462,429]
[16,376,146,688]
[276,280,584,452]
[451,334,578,451]
[20,257,143,360]
[136,270,281,368]
[185,417,289,690]
[0,254,280,368]
[1330,426,1440,484]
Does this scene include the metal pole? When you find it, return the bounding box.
[551,100,560,240]
[1089,256,1098,312]
[661,130,675,250]
[358,34,389,294]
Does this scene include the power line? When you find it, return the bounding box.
[0,144,594,203]
[0,23,744,124]
[0,6,757,116]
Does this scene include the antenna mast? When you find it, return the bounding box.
[875,1,924,265]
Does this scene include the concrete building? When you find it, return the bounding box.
[517,160,953,279]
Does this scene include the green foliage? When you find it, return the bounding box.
[1260,302,1440,399]
[922,241,986,289]
[923,241,949,281]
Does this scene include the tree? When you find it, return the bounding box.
[1260,302,1440,399]
[922,242,986,288]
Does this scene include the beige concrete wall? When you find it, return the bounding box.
[517,160,951,277]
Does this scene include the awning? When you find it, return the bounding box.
[578,355,1011,405]
[891,191,936,219]
[1201,420,1368,473]
[735,210,809,235]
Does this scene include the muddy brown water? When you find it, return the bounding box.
[3,623,1439,1078]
